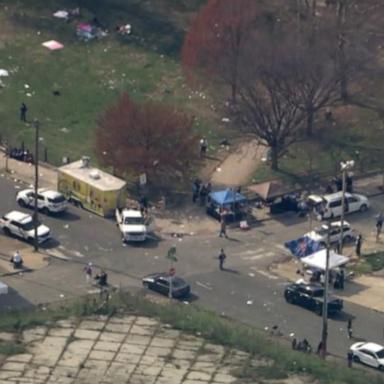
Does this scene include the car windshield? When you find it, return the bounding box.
[21,220,41,231]
[171,277,185,288]
[376,349,384,359]
[314,226,328,236]
[124,217,144,225]
[311,288,324,297]
[49,196,66,203]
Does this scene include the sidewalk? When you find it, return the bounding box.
[0,236,50,276]
[0,153,57,190]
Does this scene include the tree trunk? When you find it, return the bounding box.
[306,107,314,137]
[231,82,237,104]
[270,147,279,171]
[337,0,349,102]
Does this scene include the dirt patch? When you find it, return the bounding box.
[210,140,265,187]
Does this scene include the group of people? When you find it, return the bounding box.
[83,262,108,287]
[192,179,211,205]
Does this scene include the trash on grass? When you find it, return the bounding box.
[0,69,9,77]
[42,40,64,50]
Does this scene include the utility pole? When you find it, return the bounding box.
[339,160,354,254]
[166,246,177,299]
[320,224,331,359]
[33,119,40,252]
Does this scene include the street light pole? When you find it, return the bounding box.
[33,119,40,252]
[339,160,354,254]
[320,225,331,359]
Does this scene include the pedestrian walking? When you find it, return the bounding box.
[347,318,353,339]
[347,350,353,368]
[192,179,200,204]
[218,248,226,270]
[376,212,383,242]
[339,269,345,290]
[355,234,362,257]
[83,262,93,284]
[20,102,28,122]
[291,338,297,350]
[219,214,228,238]
[199,138,208,157]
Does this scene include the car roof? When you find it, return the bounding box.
[293,283,323,292]
[38,189,63,198]
[4,210,32,223]
[122,209,142,218]
[360,342,384,352]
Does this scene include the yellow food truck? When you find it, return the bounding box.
[58,157,127,217]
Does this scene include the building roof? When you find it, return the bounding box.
[59,160,126,192]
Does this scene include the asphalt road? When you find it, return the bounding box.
[1,175,384,362]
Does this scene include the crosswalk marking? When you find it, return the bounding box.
[250,266,278,280]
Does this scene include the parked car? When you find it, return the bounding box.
[304,221,355,247]
[0,210,51,243]
[16,188,67,214]
[284,283,343,316]
[142,273,191,299]
[307,192,369,220]
[350,342,384,370]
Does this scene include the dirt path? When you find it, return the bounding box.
[210,140,265,187]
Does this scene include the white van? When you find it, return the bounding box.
[308,191,369,220]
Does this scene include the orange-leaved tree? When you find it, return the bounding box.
[181,0,261,103]
[94,93,200,186]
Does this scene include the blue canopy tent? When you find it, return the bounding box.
[210,188,247,205]
[284,236,323,258]
[207,188,248,221]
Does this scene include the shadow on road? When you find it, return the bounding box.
[51,210,81,222]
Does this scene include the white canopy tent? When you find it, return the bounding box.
[301,249,349,271]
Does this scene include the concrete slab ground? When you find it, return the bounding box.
[0,314,310,384]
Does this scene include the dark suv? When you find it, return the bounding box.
[284,283,343,316]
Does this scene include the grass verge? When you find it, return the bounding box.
[349,251,384,275]
[0,291,382,384]
[0,341,25,356]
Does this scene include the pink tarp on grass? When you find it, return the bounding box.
[42,40,64,50]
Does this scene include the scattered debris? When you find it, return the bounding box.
[246,300,253,305]
[0,69,9,77]
[42,40,64,50]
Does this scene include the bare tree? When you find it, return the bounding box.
[181,0,261,103]
[236,48,307,170]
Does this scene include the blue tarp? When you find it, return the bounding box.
[209,188,247,206]
[284,236,323,258]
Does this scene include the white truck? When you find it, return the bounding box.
[115,208,152,242]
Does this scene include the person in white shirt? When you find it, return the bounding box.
[10,251,23,269]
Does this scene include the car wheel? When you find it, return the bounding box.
[359,204,368,213]
[27,237,34,243]
[3,228,10,236]
[319,242,326,248]
[353,355,360,363]
[42,207,49,215]
[17,199,26,207]
[315,305,323,316]
[284,293,293,304]
[142,282,149,288]
[379,365,384,371]
[343,235,352,244]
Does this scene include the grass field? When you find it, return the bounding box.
[0,0,216,166]
[0,0,383,184]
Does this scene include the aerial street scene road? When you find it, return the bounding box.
[1,1,384,383]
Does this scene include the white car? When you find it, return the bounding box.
[350,342,384,370]
[16,188,67,214]
[308,192,369,220]
[0,210,51,244]
[304,221,354,247]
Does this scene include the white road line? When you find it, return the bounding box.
[250,267,278,280]
[196,281,212,290]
